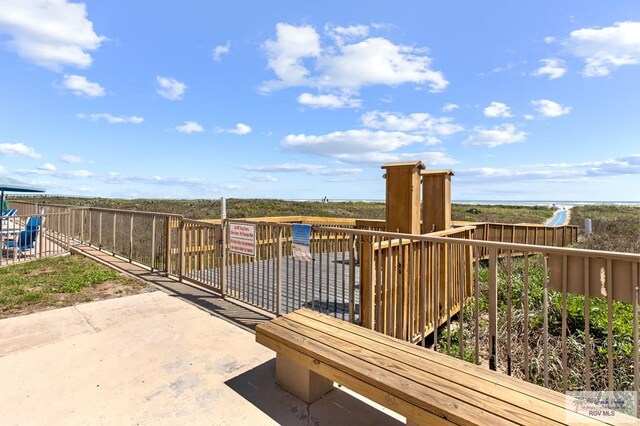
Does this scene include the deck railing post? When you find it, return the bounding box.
[112,212,117,255]
[276,225,282,315]
[359,235,374,329]
[98,211,103,250]
[348,233,356,324]
[179,220,185,281]
[66,210,71,251]
[488,247,498,371]
[129,214,133,262]
[151,216,156,271]
[165,217,172,276]
[220,219,227,297]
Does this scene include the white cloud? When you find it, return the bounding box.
[532,58,567,79]
[483,102,513,118]
[156,76,187,100]
[442,103,459,112]
[77,113,143,124]
[262,23,321,90]
[524,114,535,120]
[249,174,278,182]
[17,167,244,192]
[228,123,252,135]
[334,151,458,166]
[297,92,362,109]
[241,163,362,176]
[60,154,90,164]
[0,142,42,159]
[566,21,640,76]
[456,154,640,183]
[282,129,425,156]
[586,154,640,176]
[38,163,56,171]
[325,24,369,45]
[531,99,572,117]
[261,23,448,94]
[175,121,204,133]
[361,111,463,136]
[212,41,230,61]
[317,37,448,92]
[463,124,527,148]
[0,0,105,71]
[62,74,105,97]
[544,36,556,44]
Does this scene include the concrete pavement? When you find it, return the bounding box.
[0,291,403,425]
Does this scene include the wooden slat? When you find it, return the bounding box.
[272,315,566,425]
[282,312,593,425]
[289,309,618,425]
[257,322,507,426]
[258,333,455,426]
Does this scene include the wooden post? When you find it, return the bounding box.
[129,214,133,262]
[421,170,453,234]
[165,217,172,276]
[151,216,156,271]
[179,220,186,281]
[359,235,374,329]
[276,225,282,315]
[488,248,498,371]
[112,213,116,255]
[381,162,425,234]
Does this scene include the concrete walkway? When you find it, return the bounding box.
[0,286,403,425]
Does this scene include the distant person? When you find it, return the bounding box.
[2,199,7,213]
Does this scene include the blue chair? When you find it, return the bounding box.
[3,216,42,259]
[4,228,39,258]
[25,216,41,231]
[1,209,16,218]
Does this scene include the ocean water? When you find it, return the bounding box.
[302,199,640,207]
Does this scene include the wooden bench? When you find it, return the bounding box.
[255,308,632,425]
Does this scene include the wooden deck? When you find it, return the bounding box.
[187,252,360,321]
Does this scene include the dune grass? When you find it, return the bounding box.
[14,196,555,224]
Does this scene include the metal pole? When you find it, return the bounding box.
[220,197,227,298]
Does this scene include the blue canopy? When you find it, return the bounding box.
[0,177,45,193]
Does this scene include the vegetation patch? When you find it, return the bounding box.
[15,196,555,224]
[570,205,640,253]
[0,255,152,318]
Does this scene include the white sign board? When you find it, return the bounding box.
[229,222,256,256]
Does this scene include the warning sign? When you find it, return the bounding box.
[229,222,256,256]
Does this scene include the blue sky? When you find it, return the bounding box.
[1,1,639,201]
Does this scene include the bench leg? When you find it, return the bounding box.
[275,353,334,403]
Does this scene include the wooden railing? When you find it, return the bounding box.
[8,202,639,399]
[465,221,580,256]
[359,226,475,342]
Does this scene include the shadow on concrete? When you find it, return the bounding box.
[71,245,273,333]
[225,359,403,426]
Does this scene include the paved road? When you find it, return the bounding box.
[547,208,568,227]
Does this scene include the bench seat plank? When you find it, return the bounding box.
[290,310,611,425]
[258,333,457,426]
[256,309,629,426]
[265,315,570,426]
